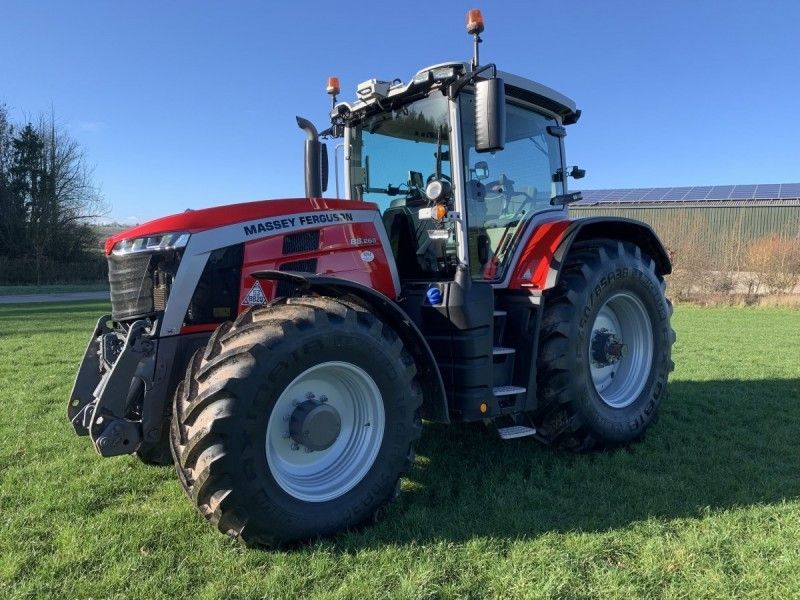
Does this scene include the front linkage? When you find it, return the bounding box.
[69,316,156,457]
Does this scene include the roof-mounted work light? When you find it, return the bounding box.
[466,9,484,69]
[327,76,340,109]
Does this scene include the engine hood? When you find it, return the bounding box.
[105,197,376,254]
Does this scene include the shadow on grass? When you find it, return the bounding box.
[336,378,800,548]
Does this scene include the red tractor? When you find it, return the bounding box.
[68,11,674,547]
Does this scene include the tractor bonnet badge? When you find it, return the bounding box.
[242,280,267,305]
[360,250,375,263]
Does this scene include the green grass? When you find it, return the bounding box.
[1,302,799,599]
[0,283,108,296]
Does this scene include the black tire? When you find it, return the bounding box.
[533,239,675,450]
[169,296,422,547]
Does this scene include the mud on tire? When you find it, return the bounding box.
[169,295,422,547]
[533,239,676,450]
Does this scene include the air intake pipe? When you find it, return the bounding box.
[296,116,327,198]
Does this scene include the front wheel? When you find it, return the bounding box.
[534,239,675,450]
[170,296,422,547]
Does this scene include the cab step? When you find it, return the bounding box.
[493,385,526,397]
[497,424,537,440]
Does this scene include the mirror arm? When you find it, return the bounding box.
[448,63,497,99]
[551,191,583,206]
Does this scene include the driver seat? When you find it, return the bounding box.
[381,206,426,279]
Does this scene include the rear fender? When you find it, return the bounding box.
[510,216,671,290]
[254,271,450,423]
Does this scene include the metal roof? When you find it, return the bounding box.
[333,62,579,123]
[576,183,800,206]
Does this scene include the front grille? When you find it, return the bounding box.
[276,258,317,297]
[108,253,154,320]
[282,230,320,255]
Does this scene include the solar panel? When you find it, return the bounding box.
[707,185,734,200]
[662,187,690,200]
[682,186,711,200]
[641,188,666,200]
[574,183,800,204]
[576,190,604,203]
[729,185,756,199]
[779,183,800,197]
[754,184,780,198]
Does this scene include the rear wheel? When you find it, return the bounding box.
[534,239,675,450]
[169,296,422,547]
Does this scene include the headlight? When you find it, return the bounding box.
[111,232,190,256]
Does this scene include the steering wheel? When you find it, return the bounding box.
[486,173,533,214]
[483,176,534,228]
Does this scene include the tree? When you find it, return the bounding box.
[0,108,106,283]
[0,105,26,257]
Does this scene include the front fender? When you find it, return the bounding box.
[253,271,450,423]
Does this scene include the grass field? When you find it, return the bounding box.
[0,283,108,296]
[1,302,799,599]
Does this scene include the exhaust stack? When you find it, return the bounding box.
[296,116,323,198]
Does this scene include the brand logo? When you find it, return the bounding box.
[360,250,375,263]
[242,212,355,236]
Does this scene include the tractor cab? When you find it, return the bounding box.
[326,63,582,285]
[292,12,589,423]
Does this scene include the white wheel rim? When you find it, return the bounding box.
[589,292,654,408]
[265,361,385,502]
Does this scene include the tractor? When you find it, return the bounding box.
[68,10,675,547]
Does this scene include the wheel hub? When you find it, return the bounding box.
[289,399,341,451]
[588,292,655,409]
[266,361,386,502]
[591,328,627,367]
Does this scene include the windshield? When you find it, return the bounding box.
[347,94,459,280]
[347,94,451,207]
[459,93,564,280]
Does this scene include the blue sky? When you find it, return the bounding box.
[2,1,798,222]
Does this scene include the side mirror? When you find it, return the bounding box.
[474,77,506,153]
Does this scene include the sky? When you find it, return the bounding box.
[2,0,799,223]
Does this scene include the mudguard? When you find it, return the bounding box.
[510,216,672,290]
[253,271,450,423]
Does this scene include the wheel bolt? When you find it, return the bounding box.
[305,392,315,400]
[291,443,300,451]
[282,431,290,439]
[319,395,328,403]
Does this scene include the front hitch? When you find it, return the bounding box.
[68,318,156,456]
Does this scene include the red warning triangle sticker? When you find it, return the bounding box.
[242,280,267,305]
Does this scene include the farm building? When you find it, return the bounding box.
[572,183,800,242]
[570,183,800,296]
